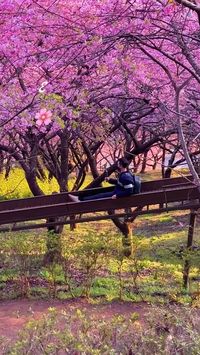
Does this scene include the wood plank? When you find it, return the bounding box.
[0,184,198,225]
[1,201,200,233]
[0,175,194,211]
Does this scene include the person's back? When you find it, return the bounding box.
[69,158,140,202]
[111,170,135,198]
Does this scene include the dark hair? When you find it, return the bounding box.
[118,158,129,169]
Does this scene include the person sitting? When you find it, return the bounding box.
[69,158,135,202]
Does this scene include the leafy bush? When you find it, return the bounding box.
[4,306,200,354]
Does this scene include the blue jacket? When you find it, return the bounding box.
[108,171,135,198]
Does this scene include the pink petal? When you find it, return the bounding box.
[40,108,47,114]
[47,111,52,118]
[44,118,51,125]
[36,119,43,126]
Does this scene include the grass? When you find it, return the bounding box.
[1,209,198,304]
[137,168,189,182]
[0,168,93,199]
[0,168,199,306]
[0,167,189,200]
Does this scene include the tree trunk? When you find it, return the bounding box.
[164,147,180,179]
[161,144,166,178]
[121,222,133,257]
[175,89,200,190]
[183,210,196,289]
[43,228,62,265]
[140,150,148,174]
[108,211,137,257]
[25,172,44,196]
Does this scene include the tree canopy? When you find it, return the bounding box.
[0,0,200,193]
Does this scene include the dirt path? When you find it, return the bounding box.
[0,299,148,340]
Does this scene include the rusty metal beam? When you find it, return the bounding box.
[0,202,199,233]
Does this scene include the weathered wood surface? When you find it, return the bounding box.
[0,174,194,211]
[0,175,199,232]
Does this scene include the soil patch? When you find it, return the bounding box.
[0,299,148,341]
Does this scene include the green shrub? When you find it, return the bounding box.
[4,306,200,355]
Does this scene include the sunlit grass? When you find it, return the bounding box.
[0,167,190,200]
[0,168,199,304]
[0,168,93,199]
[138,168,189,182]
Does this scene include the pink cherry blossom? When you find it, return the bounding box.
[35,109,52,127]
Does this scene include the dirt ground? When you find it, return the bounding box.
[0,299,148,341]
